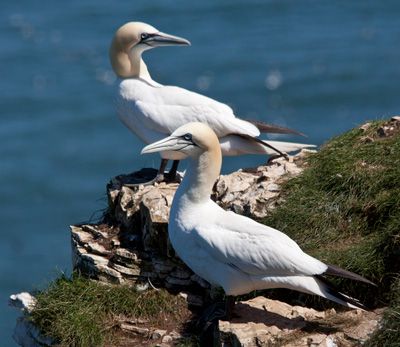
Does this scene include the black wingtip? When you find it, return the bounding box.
[231,133,289,159]
[325,264,377,287]
[315,275,370,310]
[247,119,307,137]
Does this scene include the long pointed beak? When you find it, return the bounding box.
[144,32,191,47]
[141,136,181,154]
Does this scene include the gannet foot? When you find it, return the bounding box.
[267,153,289,164]
[124,173,165,187]
[164,171,182,183]
[123,171,181,188]
[195,297,238,344]
[224,295,236,321]
[120,168,163,187]
[197,296,237,329]
[163,160,181,183]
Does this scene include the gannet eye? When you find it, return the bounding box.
[183,133,192,142]
[140,33,149,40]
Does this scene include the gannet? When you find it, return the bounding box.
[110,22,315,181]
[142,122,375,313]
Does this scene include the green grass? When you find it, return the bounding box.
[263,120,400,306]
[366,278,400,347]
[30,273,187,346]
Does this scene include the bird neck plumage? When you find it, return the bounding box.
[179,149,222,204]
[128,50,152,80]
[110,43,152,80]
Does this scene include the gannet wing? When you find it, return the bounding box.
[247,119,306,136]
[135,86,260,137]
[219,135,316,156]
[193,209,327,277]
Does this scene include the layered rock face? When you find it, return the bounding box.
[71,153,309,302]
[219,297,383,347]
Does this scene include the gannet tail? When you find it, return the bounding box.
[265,140,316,154]
[313,275,368,310]
[219,134,316,156]
[253,275,367,310]
[324,264,376,286]
[247,119,306,137]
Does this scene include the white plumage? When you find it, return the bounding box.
[110,22,315,166]
[169,199,328,297]
[142,122,373,310]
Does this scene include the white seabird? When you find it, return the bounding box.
[141,122,375,313]
[110,22,315,181]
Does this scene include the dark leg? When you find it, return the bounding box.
[196,295,237,344]
[156,158,168,181]
[123,159,168,187]
[224,295,236,320]
[197,295,236,328]
[165,160,180,182]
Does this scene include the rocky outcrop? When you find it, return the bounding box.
[9,293,53,347]
[11,148,385,346]
[70,152,312,302]
[219,297,383,347]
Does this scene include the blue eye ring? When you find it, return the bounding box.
[183,133,192,141]
[140,33,149,40]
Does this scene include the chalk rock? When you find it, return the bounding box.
[218,297,382,347]
[9,293,53,347]
[13,318,53,347]
[151,329,167,340]
[9,293,37,313]
[376,116,400,138]
[213,155,305,218]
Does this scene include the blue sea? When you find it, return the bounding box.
[1,1,399,344]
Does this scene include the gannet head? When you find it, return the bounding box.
[141,122,220,158]
[110,22,190,78]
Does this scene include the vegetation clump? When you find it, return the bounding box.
[264,119,400,306]
[365,277,400,347]
[30,273,189,347]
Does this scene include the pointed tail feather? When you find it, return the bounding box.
[265,140,316,154]
[219,134,316,156]
[314,275,368,310]
[247,119,306,137]
[324,264,376,286]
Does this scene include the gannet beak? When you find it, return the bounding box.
[142,32,191,47]
[141,135,192,154]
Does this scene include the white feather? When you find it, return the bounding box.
[220,136,316,156]
[170,198,327,296]
[116,78,314,158]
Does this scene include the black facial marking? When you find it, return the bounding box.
[183,133,192,142]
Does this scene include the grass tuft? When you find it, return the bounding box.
[263,120,400,306]
[365,277,400,347]
[30,273,187,346]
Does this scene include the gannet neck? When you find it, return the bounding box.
[179,146,222,203]
[129,48,152,80]
[109,39,152,80]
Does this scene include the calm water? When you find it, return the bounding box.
[1,1,399,344]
